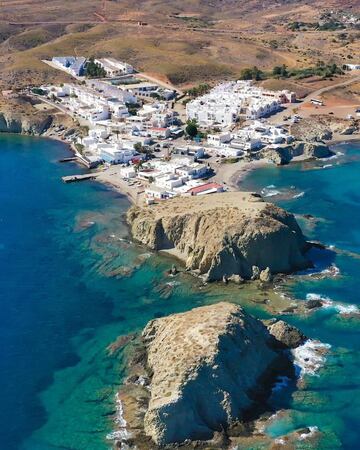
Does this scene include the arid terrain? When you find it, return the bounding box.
[0,0,359,94]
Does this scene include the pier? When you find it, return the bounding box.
[62,173,98,183]
[58,157,78,163]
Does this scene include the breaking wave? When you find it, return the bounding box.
[306,293,359,315]
[261,185,280,197]
[106,393,131,445]
[292,191,305,198]
[291,339,331,377]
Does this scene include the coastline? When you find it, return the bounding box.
[327,133,360,146]
[3,130,360,449]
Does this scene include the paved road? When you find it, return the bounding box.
[301,73,360,104]
[269,73,360,122]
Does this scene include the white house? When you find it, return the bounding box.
[107,99,129,119]
[175,164,208,179]
[345,64,360,70]
[155,173,186,190]
[187,182,224,196]
[120,166,136,178]
[145,186,169,200]
[207,133,232,146]
[186,81,289,129]
[149,127,171,139]
[97,144,136,164]
[52,57,86,77]
[94,58,135,76]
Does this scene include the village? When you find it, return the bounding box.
[29,54,358,205]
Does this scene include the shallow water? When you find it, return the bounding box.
[240,142,360,448]
[0,134,277,450]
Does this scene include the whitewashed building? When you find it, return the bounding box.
[186,81,295,128]
[52,57,86,77]
[94,58,135,76]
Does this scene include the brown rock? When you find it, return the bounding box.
[267,320,306,349]
[127,192,310,281]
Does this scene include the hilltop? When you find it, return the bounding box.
[116,302,307,448]
[127,191,310,281]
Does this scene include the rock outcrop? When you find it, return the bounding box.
[260,141,332,165]
[127,192,311,281]
[290,115,359,142]
[118,302,306,447]
[0,96,78,137]
[267,319,306,349]
[0,110,53,135]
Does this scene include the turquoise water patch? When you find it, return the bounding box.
[241,142,360,448]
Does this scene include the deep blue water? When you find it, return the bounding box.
[0,134,265,450]
[2,134,360,449]
[241,142,360,449]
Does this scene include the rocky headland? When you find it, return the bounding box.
[114,302,307,448]
[127,192,311,282]
[0,96,81,140]
[259,140,332,165]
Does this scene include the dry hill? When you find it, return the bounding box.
[0,0,359,89]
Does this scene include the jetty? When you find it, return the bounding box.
[58,157,78,163]
[62,173,98,183]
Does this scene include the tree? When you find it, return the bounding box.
[239,68,253,80]
[238,66,263,81]
[134,142,143,153]
[251,66,262,81]
[150,92,161,100]
[273,64,288,78]
[185,119,198,138]
[272,66,282,77]
[85,57,106,78]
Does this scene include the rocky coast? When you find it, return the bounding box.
[113,302,311,449]
[0,96,83,146]
[127,191,311,282]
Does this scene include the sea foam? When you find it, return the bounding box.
[261,185,280,197]
[106,393,131,446]
[306,293,359,315]
[291,339,331,377]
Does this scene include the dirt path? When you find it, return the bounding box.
[137,72,183,94]
[301,73,360,104]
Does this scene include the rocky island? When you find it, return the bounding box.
[115,302,307,448]
[127,192,311,282]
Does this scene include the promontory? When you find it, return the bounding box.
[127,191,311,281]
[115,302,306,448]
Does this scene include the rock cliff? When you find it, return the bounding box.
[118,302,304,447]
[127,192,310,281]
[290,115,359,142]
[0,97,55,135]
[0,110,53,135]
[260,141,332,165]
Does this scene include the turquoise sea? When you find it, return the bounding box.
[240,142,360,449]
[1,134,359,449]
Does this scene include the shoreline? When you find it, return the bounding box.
[1,129,359,208]
[2,129,356,449]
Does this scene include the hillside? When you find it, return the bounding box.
[0,0,359,89]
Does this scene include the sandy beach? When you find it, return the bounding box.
[95,165,145,205]
[212,159,270,190]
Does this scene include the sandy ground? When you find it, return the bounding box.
[297,102,359,120]
[95,165,145,205]
[328,133,360,145]
[212,159,270,190]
